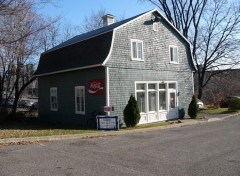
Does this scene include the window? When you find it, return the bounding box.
[135,82,177,113]
[153,22,158,31]
[169,45,178,63]
[169,83,176,89]
[75,86,85,114]
[131,39,143,61]
[170,92,176,108]
[50,87,58,111]
[159,83,166,110]
[136,83,146,113]
[148,84,156,111]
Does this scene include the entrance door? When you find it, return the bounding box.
[167,89,178,119]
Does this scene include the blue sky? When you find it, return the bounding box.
[40,0,156,26]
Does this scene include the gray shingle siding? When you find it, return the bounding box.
[106,12,193,121]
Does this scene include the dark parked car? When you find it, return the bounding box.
[18,99,34,108]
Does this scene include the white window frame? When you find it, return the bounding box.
[169,45,179,64]
[136,83,146,113]
[50,87,58,111]
[135,81,178,113]
[153,22,158,31]
[148,84,157,112]
[131,39,144,61]
[75,86,85,114]
[159,83,167,111]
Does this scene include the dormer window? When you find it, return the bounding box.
[131,39,144,61]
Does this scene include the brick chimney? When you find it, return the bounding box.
[102,14,115,27]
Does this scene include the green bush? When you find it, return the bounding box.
[123,95,140,127]
[228,98,240,111]
[188,95,199,119]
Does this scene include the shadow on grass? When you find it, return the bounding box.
[0,113,96,131]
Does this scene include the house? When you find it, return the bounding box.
[35,9,196,126]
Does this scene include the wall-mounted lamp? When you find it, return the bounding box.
[178,92,180,96]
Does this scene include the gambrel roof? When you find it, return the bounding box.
[35,9,195,76]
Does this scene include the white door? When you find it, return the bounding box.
[167,90,178,119]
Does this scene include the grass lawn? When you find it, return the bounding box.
[201,108,238,114]
[0,117,98,139]
[0,116,172,139]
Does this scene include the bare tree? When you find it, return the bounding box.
[0,0,58,115]
[81,8,107,32]
[143,0,240,99]
[81,8,125,32]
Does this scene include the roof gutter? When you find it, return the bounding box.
[35,64,103,77]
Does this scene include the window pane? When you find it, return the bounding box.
[159,91,166,110]
[75,87,85,113]
[148,91,156,111]
[170,47,174,61]
[137,92,145,113]
[76,97,80,104]
[148,84,156,90]
[169,83,176,89]
[81,96,84,111]
[133,42,137,58]
[173,47,178,62]
[159,83,166,89]
[137,84,145,90]
[170,92,176,108]
[137,42,142,59]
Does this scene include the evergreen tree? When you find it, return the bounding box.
[188,95,199,119]
[123,95,140,127]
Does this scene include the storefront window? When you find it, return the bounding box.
[137,92,145,113]
[159,83,166,89]
[159,91,166,110]
[136,82,177,113]
[169,83,176,89]
[148,91,156,111]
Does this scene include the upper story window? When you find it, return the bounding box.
[131,39,143,61]
[50,87,58,111]
[169,45,178,64]
[75,86,85,114]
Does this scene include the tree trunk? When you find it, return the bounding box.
[198,86,203,100]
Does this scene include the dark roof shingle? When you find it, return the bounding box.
[35,11,149,76]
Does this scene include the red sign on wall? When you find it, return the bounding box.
[88,80,104,95]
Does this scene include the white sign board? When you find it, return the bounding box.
[96,116,119,130]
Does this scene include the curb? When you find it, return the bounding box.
[0,113,238,146]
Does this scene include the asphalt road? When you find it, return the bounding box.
[0,115,240,176]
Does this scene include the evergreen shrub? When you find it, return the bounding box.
[123,95,140,127]
[228,98,240,111]
[188,95,199,119]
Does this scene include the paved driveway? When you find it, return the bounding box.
[0,116,240,176]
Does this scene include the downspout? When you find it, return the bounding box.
[105,66,110,115]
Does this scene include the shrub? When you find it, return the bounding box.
[178,108,185,119]
[188,95,199,119]
[228,98,240,111]
[123,95,140,127]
